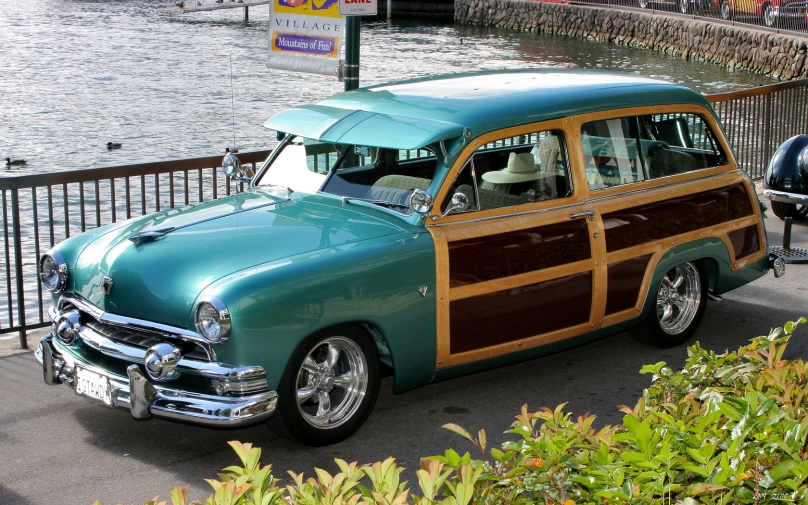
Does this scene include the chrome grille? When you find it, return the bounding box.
[83,318,210,361]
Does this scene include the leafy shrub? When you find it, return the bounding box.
[94,318,808,505]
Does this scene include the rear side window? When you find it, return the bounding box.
[582,113,727,191]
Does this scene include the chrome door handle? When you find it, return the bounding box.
[569,211,595,221]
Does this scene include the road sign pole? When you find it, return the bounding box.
[344,16,360,91]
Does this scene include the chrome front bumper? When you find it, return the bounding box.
[763,189,808,205]
[37,334,277,428]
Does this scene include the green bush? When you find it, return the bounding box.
[95,318,808,505]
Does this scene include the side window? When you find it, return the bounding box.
[581,113,728,191]
[581,117,650,190]
[442,129,572,213]
[641,113,727,178]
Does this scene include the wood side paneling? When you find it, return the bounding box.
[448,220,590,287]
[602,183,753,252]
[728,224,760,260]
[449,271,592,354]
[605,255,652,315]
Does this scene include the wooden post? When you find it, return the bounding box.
[244,6,249,24]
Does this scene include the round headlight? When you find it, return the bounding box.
[40,251,68,293]
[194,297,231,343]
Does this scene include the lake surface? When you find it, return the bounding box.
[0,0,774,176]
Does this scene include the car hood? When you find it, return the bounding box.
[71,189,408,327]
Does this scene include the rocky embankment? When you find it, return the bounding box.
[456,0,808,80]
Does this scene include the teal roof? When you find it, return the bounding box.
[265,69,710,149]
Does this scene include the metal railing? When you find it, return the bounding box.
[2,78,808,346]
[0,150,271,347]
[707,78,808,178]
[568,0,808,36]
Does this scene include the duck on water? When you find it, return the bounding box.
[5,157,27,167]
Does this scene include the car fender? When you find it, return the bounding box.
[196,231,438,393]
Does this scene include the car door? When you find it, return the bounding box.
[575,106,764,330]
[427,121,603,368]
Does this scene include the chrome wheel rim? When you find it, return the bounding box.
[763,5,775,26]
[656,263,701,335]
[295,337,368,429]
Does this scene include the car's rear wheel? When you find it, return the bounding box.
[268,325,380,446]
[720,0,731,19]
[629,261,707,348]
[771,201,808,221]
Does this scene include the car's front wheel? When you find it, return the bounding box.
[771,201,808,221]
[629,261,707,347]
[268,325,380,446]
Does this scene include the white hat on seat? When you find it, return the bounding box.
[481,152,540,184]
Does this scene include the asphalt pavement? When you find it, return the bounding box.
[1,217,806,505]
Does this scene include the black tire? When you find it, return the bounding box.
[720,0,731,19]
[771,201,808,221]
[268,324,381,446]
[629,261,707,348]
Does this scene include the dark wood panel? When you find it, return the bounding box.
[605,255,651,315]
[450,271,592,354]
[728,225,760,259]
[448,220,591,287]
[602,183,754,252]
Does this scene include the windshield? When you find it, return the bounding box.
[255,136,438,215]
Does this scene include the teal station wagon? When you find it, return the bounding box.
[37,70,785,445]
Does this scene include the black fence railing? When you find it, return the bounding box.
[2,78,808,346]
[707,78,808,178]
[568,0,808,36]
[0,150,271,346]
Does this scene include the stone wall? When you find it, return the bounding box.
[455,0,808,80]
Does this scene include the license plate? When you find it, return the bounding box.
[75,366,111,405]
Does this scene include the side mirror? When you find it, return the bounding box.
[222,149,254,182]
[409,189,434,217]
[432,192,469,221]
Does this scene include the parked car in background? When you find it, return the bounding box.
[637,0,703,15]
[37,70,785,446]
[716,0,808,27]
[764,133,808,220]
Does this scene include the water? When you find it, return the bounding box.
[0,0,775,176]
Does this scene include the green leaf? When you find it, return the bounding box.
[770,460,798,481]
[169,486,188,505]
[717,402,741,421]
[683,464,710,477]
[442,424,474,443]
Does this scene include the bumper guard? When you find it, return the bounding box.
[37,334,277,428]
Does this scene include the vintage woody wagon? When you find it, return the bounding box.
[37,70,785,446]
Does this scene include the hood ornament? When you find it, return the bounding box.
[101,276,114,295]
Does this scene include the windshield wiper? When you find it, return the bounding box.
[341,197,410,210]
